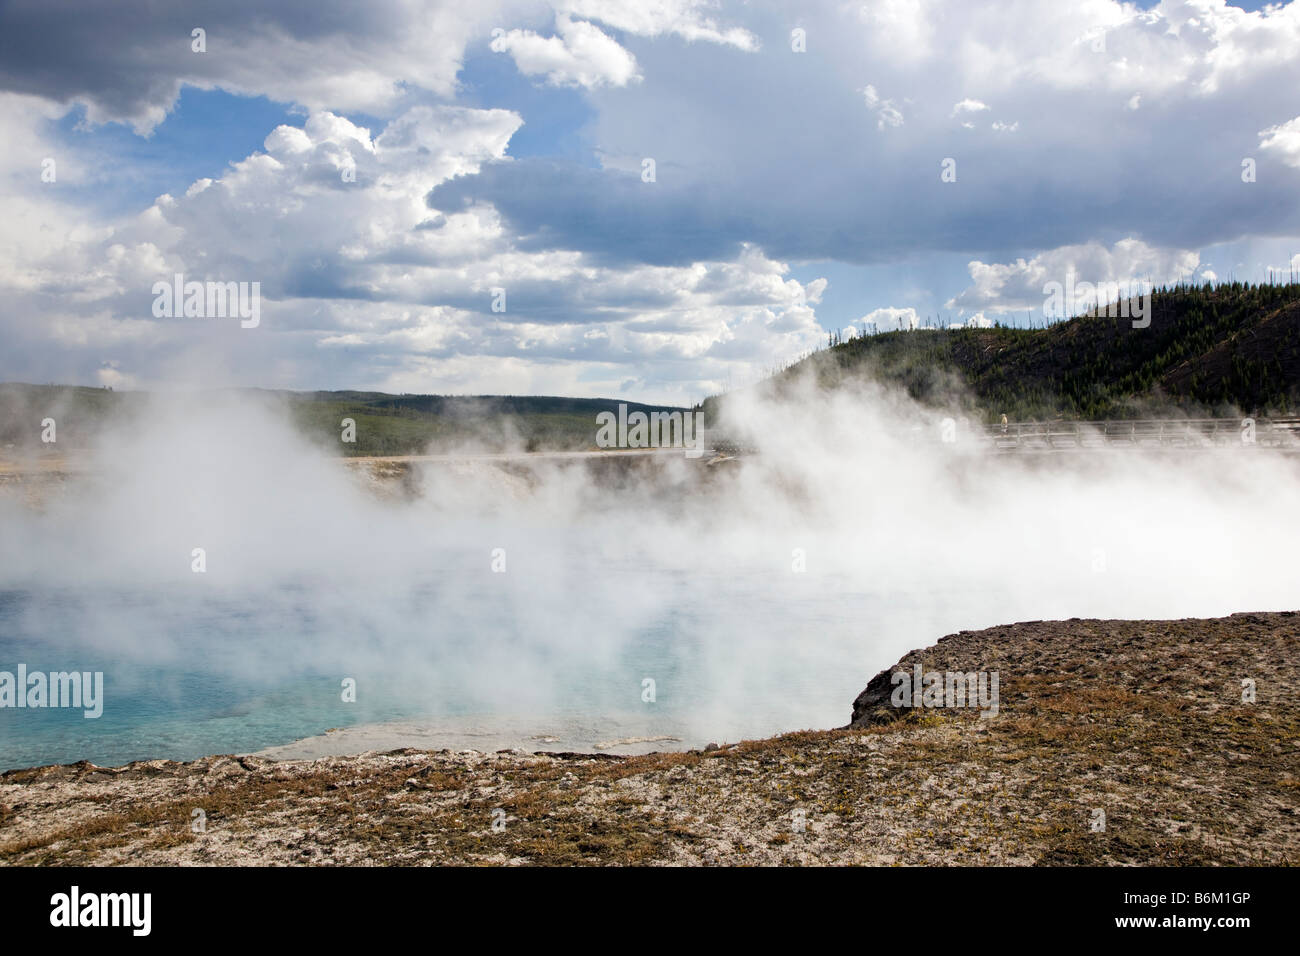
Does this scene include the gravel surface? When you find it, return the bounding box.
[2,612,1296,866]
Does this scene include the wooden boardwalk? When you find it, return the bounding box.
[701,418,1300,456]
[974,417,1300,452]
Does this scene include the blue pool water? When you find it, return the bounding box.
[0,568,918,770]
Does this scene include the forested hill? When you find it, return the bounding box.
[716,282,1300,422]
[0,386,685,457]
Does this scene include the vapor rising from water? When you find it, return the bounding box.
[1,374,1298,757]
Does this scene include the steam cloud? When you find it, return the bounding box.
[2,376,1298,756]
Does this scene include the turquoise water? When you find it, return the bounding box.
[0,588,418,769]
[0,569,896,771]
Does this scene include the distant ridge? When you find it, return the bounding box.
[0,385,687,457]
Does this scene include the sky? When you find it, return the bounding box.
[1,0,1298,405]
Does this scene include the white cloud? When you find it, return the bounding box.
[0,102,828,403]
[559,0,759,50]
[491,14,641,88]
[951,98,989,117]
[859,306,918,332]
[952,98,991,130]
[0,0,519,134]
[1259,115,1300,168]
[7,0,1300,398]
[861,85,905,129]
[946,239,1201,313]
[943,313,992,329]
[858,0,937,63]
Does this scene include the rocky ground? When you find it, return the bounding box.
[1,612,1297,866]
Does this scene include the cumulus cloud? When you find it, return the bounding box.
[485,0,760,92]
[0,98,827,402]
[953,312,993,329]
[5,0,1300,397]
[490,14,641,88]
[858,306,919,333]
[559,0,759,50]
[945,239,1201,314]
[0,0,518,133]
[1259,115,1300,168]
[449,0,1300,273]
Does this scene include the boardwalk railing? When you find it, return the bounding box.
[977,418,1300,451]
[700,419,1300,456]
[699,429,757,457]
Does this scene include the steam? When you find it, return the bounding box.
[2,376,1298,756]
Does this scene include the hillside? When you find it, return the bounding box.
[712,282,1300,423]
[0,385,684,458]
